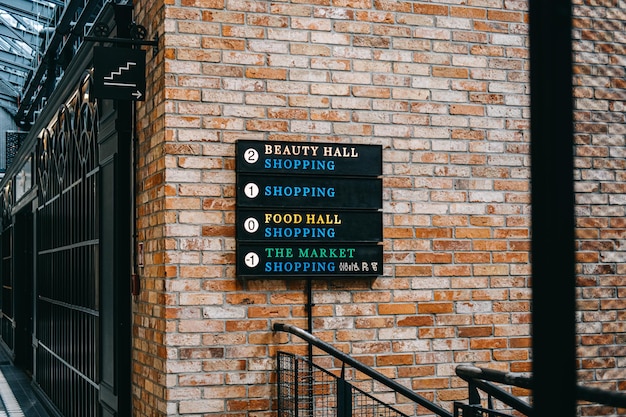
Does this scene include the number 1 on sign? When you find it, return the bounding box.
[244,183,259,198]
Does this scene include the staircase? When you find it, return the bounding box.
[278,352,410,417]
[274,323,626,417]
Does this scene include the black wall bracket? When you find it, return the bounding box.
[85,23,159,56]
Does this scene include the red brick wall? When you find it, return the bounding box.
[572,1,626,415]
[134,0,169,415]
[130,0,624,416]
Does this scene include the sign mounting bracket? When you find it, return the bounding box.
[84,23,159,56]
[85,34,159,55]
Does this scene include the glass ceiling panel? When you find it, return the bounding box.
[0,0,58,98]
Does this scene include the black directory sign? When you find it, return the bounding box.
[237,210,382,242]
[236,140,383,279]
[237,174,382,209]
[237,140,382,176]
[237,244,383,277]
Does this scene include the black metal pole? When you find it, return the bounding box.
[306,278,313,362]
[305,279,314,417]
[529,1,577,417]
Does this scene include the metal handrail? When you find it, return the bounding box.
[456,366,533,416]
[273,322,453,417]
[456,365,626,415]
[456,365,532,389]
[576,384,626,409]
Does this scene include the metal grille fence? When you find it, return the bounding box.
[278,352,410,417]
[34,74,100,417]
[0,222,12,351]
[5,131,26,172]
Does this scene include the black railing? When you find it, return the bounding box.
[454,365,626,417]
[278,352,410,417]
[273,322,453,417]
[275,324,626,417]
[454,366,532,417]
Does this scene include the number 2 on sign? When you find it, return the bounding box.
[244,148,259,164]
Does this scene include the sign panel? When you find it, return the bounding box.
[237,243,383,278]
[15,156,32,201]
[237,140,382,176]
[92,46,146,101]
[237,174,382,209]
[237,209,382,242]
[236,140,384,279]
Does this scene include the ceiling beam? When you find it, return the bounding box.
[0,70,26,90]
[0,0,56,24]
[17,0,109,125]
[0,77,18,94]
[0,50,32,72]
[0,79,17,115]
[0,17,39,45]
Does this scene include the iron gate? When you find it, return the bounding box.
[35,74,100,417]
[0,186,12,353]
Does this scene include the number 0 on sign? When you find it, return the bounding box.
[244,217,259,233]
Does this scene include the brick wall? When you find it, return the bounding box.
[134,0,168,414]
[131,0,624,416]
[572,1,626,416]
